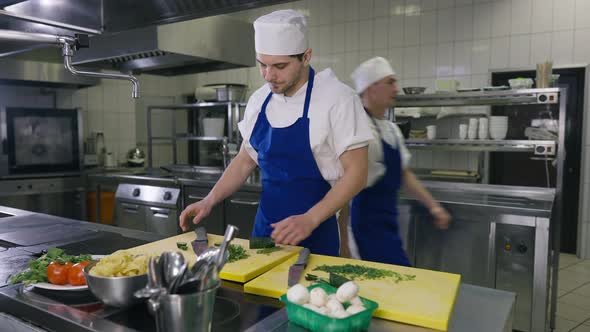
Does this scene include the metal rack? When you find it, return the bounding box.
[147,101,247,167]
[395,88,566,332]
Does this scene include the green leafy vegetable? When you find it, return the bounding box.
[8,248,92,285]
[227,244,249,263]
[312,264,416,283]
[176,242,188,251]
[255,247,283,255]
[249,237,275,249]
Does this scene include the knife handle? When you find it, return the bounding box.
[295,248,310,265]
[194,226,207,240]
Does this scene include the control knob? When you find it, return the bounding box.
[132,188,140,197]
[163,191,173,201]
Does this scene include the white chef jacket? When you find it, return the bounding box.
[365,115,412,187]
[238,68,373,186]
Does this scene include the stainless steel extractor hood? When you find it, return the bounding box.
[72,15,255,76]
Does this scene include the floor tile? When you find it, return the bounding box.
[555,316,581,332]
[566,264,590,277]
[573,283,590,297]
[559,293,590,311]
[556,302,590,322]
[560,253,583,269]
[558,272,590,291]
[572,324,590,332]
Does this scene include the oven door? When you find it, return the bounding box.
[0,107,83,178]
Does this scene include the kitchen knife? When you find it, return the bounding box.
[288,248,310,287]
[191,226,208,255]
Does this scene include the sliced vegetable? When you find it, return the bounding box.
[8,248,93,285]
[249,237,275,249]
[176,242,188,251]
[312,264,416,283]
[67,261,91,286]
[255,247,282,255]
[47,262,71,285]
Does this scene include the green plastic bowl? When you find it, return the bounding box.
[280,283,378,332]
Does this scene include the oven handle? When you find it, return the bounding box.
[150,206,171,218]
[121,203,140,213]
[229,199,259,206]
[188,195,207,201]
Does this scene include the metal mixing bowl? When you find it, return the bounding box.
[402,87,427,95]
[83,262,148,307]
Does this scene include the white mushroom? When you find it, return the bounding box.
[349,296,363,307]
[309,287,329,307]
[287,284,309,305]
[336,281,359,303]
[346,304,366,315]
[317,306,330,316]
[303,303,320,312]
[330,309,351,319]
[326,298,344,313]
[327,294,338,302]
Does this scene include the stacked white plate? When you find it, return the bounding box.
[489,116,508,139]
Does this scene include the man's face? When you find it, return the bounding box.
[256,51,308,95]
[367,75,399,107]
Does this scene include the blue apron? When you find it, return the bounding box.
[249,67,339,256]
[350,116,410,266]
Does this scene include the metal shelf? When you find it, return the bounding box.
[395,88,561,107]
[149,101,247,110]
[405,139,556,152]
[174,135,227,142]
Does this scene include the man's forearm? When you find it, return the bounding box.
[402,169,440,210]
[206,149,257,205]
[305,147,368,226]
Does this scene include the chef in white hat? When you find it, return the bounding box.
[348,56,450,265]
[180,9,373,256]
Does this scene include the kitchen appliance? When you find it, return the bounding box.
[205,84,248,102]
[126,147,145,167]
[0,107,83,178]
[114,184,180,237]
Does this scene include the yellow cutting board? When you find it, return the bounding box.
[244,254,461,331]
[123,233,302,283]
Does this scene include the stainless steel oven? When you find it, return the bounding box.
[0,107,83,178]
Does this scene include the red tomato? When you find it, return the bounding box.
[47,262,70,285]
[67,261,91,286]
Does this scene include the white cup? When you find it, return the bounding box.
[459,124,468,139]
[426,125,437,139]
[478,118,489,139]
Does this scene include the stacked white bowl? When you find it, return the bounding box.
[478,118,489,140]
[489,116,508,139]
[468,118,478,140]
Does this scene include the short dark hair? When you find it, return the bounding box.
[289,53,304,61]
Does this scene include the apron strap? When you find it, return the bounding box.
[302,66,315,119]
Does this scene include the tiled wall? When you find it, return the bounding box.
[0,85,58,109]
[52,0,590,256]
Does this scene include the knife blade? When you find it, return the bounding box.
[191,226,208,255]
[288,248,310,287]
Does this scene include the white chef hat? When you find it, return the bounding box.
[351,57,397,94]
[254,9,308,55]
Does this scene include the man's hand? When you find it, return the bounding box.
[179,199,213,232]
[270,214,319,246]
[430,206,451,230]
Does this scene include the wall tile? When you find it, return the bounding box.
[404,14,420,46]
[419,45,437,78]
[511,0,532,34]
[530,32,553,65]
[553,0,575,31]
[490,37,510,69]
[333,0,346,24]
[551,30,574,65]
[373,0,390,17]
[574,29,590,64]
[373,18,389,49]
[319,25,333,55]
[403,46,420,78]
[344,52,361,79]
[491,0,511,37]
[388,47,405,77]
[389,15,405,47]
[473,3,493,39]
[471,74,490,88]
[360,19,374,51]
[421,0,437,11]
[345,0,360,22]
[531,0,553,33]
[438,8,455,43]
[454,41,472,75]
[471,39,491,74]
[575,0,590,29]
[436,43,454,77]
[420,11,437,44]
[454,6,473,41]
[437,0,455,9]
[509,34,531,68]
[332,23,346,54]
[345,21,360,51]
[455,0,472,6]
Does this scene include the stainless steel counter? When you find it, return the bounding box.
[245,284,515,332]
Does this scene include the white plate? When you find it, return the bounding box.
[31,255,105,291]
[483,86,510,91]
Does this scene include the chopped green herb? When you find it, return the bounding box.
[255,247,283,255]
[227,244,249,263]
[312,264,416,283]
[176,242,188,251]
[250,237,275,249]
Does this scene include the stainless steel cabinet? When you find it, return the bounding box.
[224,191,259,239]
[145,206,179,236]
[115,202,146,231]
[183,186,225,235]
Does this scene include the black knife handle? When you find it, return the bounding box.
[194,226,207,241]
[295,248,310,266]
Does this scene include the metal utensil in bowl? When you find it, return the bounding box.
[402,87,427,95]
[83,262,148,308]
[134,257,165,299]
[216,225,239,270]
